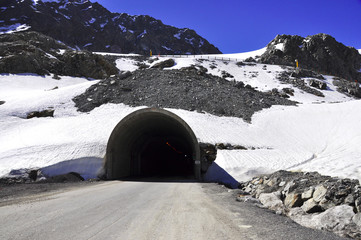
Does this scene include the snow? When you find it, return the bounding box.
[94,52,140,57]
[274,43,285,51]
[0,24,31,34]
[118,24,126,32]
[358,49,361,54]
[174,33,181,39]
[39,0,61,3]
[162,46,173,51]
[190,47,267,61]
[89,18,96,24]
[185,37,194,45]
[1,51,361,184]
[100,21,108,28]
[115,58,140,72]
[137,30,147,38]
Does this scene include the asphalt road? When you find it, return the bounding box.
[0,181,346,240]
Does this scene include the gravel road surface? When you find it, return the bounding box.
[0,181,346,240]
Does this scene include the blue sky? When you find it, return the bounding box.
[95,0,361,54]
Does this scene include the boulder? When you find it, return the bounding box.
[284,192,303,208]
[309,79,327,90]
[302,198,323,213]
[353,213,361,227]
[313,185,328,202]
[301,187,314,200]
[46,172,85,183]
[27,109,55,119]
[356,197,361,212]
[0,100,5,105]
[150,59,175,69]
[259,192,284,213]
[312,205,355,233]
[199,143,217,173]
[221,70,234,79]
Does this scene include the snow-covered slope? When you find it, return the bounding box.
[0,54,360,183]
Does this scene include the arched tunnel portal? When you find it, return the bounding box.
[105,108,201,180]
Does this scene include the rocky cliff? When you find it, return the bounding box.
[259,34,361,82]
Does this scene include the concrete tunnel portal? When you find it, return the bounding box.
[105,108,201,180]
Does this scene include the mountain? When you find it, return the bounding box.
[259,34,361,82]
[0,31,118,78]
[0,0,221,55]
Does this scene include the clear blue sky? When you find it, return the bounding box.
[94,0,361,54]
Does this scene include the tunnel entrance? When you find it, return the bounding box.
[105,108,201,180]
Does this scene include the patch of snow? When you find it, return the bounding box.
[199,47,267,61]
[89,18,96,24]
[274,43,284,51]
[58,49,66,55]
[45,53,57,59]
[0,24,31,35]
[61,13,71,20]
[83,43,93,47]
[137,30,147,39]
[118,24,126,32]
[41,0,61,3]
[174,33,181,39]
[199,39,204,47]
[94,52,140,57]
[185,37,195,45]
[100,21,108,28]
[115,58,140,72]
[162,46,172,51]
[358,49,361,54]
[112,15,120,22]
[128,29,134,34]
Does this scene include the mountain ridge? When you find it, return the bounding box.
[0,0,221,55]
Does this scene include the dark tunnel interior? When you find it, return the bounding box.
[133,136,194,177]
[106,108,201,180]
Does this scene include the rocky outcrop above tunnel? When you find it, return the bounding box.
[259,34,361,82]
[72,66,296,122]
[0,31,118,78]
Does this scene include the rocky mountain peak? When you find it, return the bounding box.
[260,33,361,82]
[0,0,221,55]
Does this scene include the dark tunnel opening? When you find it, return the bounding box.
[105,108,201,180]
[135,136,194,177]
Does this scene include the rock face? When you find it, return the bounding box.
[73,66,296,122]
[259,34,361,82]
[239,170,361,238]
[26,109,54,119]
[0,0,221,55]
[0,31,118,78]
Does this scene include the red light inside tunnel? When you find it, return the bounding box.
[166,142,183,154]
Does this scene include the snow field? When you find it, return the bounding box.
[1,55,361,183]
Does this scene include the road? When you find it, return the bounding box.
[0,180,346,240]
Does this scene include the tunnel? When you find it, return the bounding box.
[105,108,201,180]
